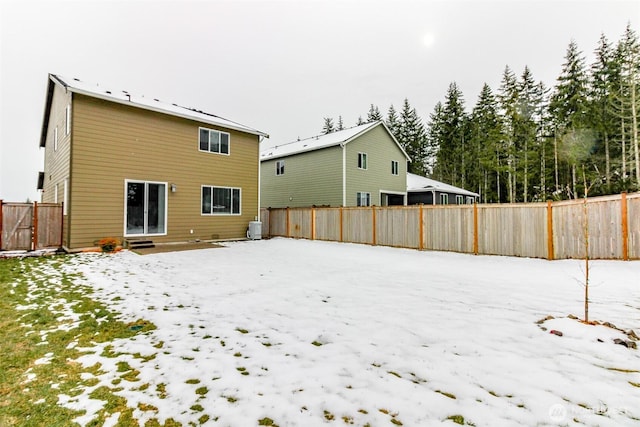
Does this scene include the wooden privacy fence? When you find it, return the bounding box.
[0,201,63,251]
[260,192,640,260]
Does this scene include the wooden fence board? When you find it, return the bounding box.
[260,191,640,260]
[36,204,63,249]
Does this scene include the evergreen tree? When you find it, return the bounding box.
[356,116,365,126]
[397,98,429,175]
[386,104,400,139]
[497,66,519,202]
[434,83,469,187]
[337,115,345,131]
[469,84,503,202]
[425,101,444,177]
[367,104,383,123]
[549,40,591,198]
[322,117,335,134]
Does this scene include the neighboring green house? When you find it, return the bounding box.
[260,121,410,208]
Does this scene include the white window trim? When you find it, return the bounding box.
[65,105,71,136]
[391,160,399,175]
[123,179,168,237]
[63,178,68,215]
[199,127,231,156]
[456,195,464,205]
[357,152,368,170]
[440,193,449,205]
[275,160,285,176]
[466,196,475,204]
[54,183,59,204]
[54,127,58,151]
[201,185,242,216]
[356,191,371,207]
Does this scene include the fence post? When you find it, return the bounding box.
[311,207,316,240]
[372,206,377,246]
[547,201,554,260]
[621,192,629,261]
[286,207,290,238]
[339,207,343,242]
[32,202,39,251]
[473,203,479,255]
[0,199,3,250]
[419,204,424,250]
[60,203,65,248]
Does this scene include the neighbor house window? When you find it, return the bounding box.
[358,152,368,170]
[201,186,241,215]
[54,127,58,151]
[391,160,399,175]
[440,194,449,204]
[65,105,71,136]
[356,192,371,207]
[276,160,285,176]
[466,197,475,204]
[456,195,464,205]
[199,127,230,155]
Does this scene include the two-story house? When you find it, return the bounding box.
[39,74,268,251]
[260,121,410,208]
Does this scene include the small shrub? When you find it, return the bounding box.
[97,237,119,252]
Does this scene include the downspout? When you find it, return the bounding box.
[341,143,346,206]
[257,136,265,220]
[432,190,436,205]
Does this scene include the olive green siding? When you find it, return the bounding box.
[45,93,259,249]
[261,124,407,208]
[41,85,72,246]
[261,146,343,208]
[345,126,407,206]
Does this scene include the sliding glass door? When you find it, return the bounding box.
[125,180,167,236]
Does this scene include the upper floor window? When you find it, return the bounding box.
[440,193,449,205]
[391,160,399,175]
[54,127,58,151]
[65,105,71,136]
[276,160,285,176]
[199,127,230,155]
[201,185,241,215]
[357,192,371,207]
[358,152,368,170]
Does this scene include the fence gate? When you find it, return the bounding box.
[0,201,63,251]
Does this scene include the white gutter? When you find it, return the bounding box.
[258,135,265,219]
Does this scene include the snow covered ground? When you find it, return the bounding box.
[57,238,639,426]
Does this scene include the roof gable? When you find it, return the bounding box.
[39,73,267,147]
[260,121,410,162]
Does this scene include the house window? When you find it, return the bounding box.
[391,160,399,175]
[456,195,464,205]
[466,197,475,204]
[199,127,230,155]
[357,152,368,170]
[202,186,241,215]
[276,160,285,176]
[54,127,58,151]
[54,183,59,203]
[356,192,371,207]
[440,193,449,205]
[65,105,71,136]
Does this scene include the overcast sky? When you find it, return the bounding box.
[0,0,637,202]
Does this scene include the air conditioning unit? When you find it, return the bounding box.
[247,221,262,240]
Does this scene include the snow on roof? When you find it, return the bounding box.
[407,172,479,197]
[260,121,409,161]
[50,74,268,138]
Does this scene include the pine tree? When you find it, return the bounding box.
[337,115,345,131]
[386,105,400,139]
[549,40,591,198]
[397,98,429,175]
[425,102,444,177]
[322,117,335,134]
[356,116,365,126]
[434,83,469,187]
[367,104,383,123]
[469,84,503,202]
[498,66,519,202]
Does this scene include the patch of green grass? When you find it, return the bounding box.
[236,327,249,334]
[324,410,335,420]
[387,371,401,378]
[258,417,278,426]
[446,415,465,425]
[311,340,323,346]
[195,386,208,396]
[0,256,156,427]
[436,390,457,399]
[191,404,204,412]
[185,378,200,384]
[630,381,640,388]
